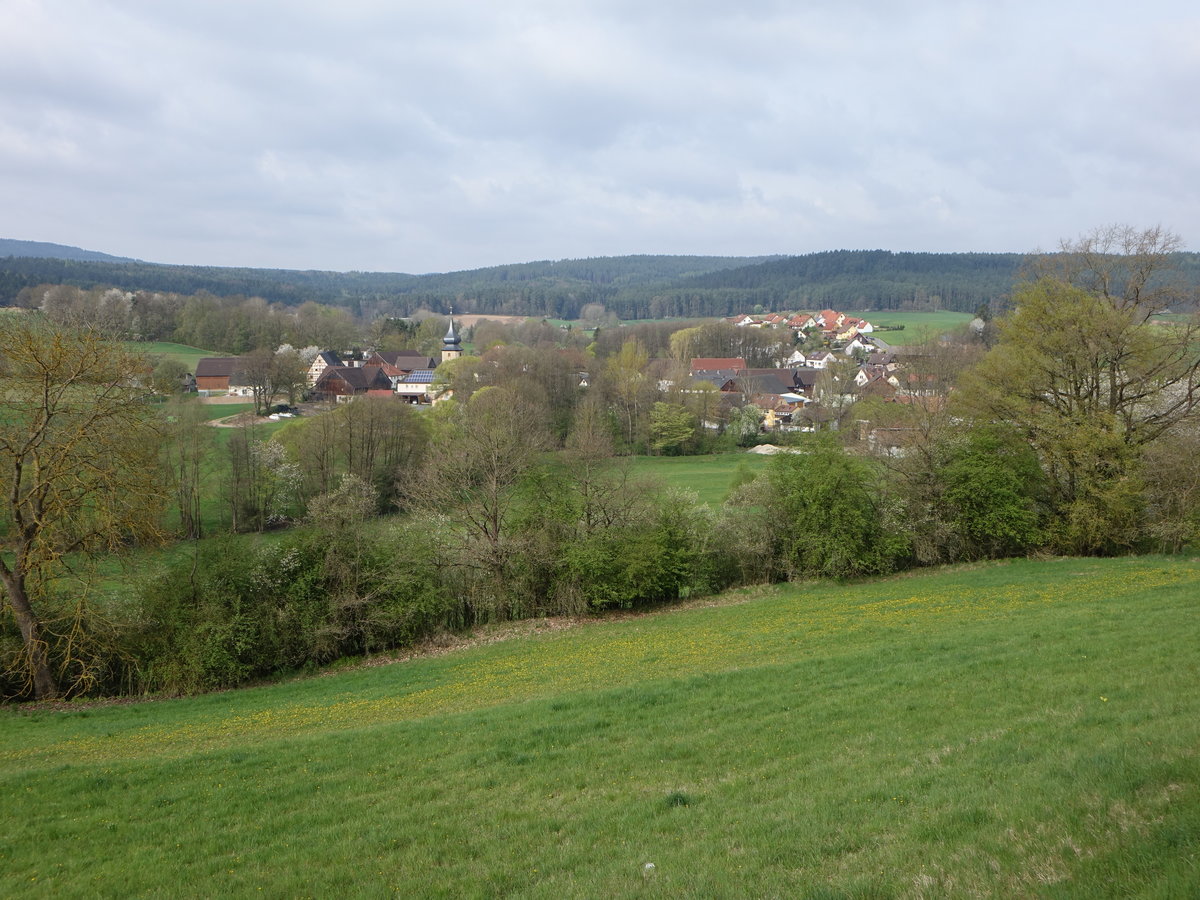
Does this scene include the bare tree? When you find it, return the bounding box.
[403,387,551,619]
[1030,224,1191,317]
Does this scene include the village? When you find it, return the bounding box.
[190,308,940,438]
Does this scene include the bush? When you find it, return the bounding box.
[763,437,909,579]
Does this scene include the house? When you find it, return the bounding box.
[815,309,845,329]
[842,334,874,356]
[307,351,343,387]
[867,349,897,370]
[394,369,438,403]
[804,350,838,369]
[788,368,821,399]
[365,350,439,385]
[194,357,242,392]
[727,371,794,398]
[312,365,393,402]
[854,364,901,391]
[691,357,747,375]
[787,314,815,331]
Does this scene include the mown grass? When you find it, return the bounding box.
[846,310,975,345]
[2,556,1198,897]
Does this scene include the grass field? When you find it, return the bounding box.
[129,341,214,372]
[3,556,1197,897]
[630,453,769,506]
[846,311,975,345]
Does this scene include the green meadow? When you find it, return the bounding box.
[847,311,975,345]
[631,453,769,506]
[129,341,214,372]
[3,556,1197,897]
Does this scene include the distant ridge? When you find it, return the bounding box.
[0,238,139,264]
[3,242,1197,319]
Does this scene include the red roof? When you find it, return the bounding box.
[690,357,747,373]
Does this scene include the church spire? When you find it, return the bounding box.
[441,306,463,362]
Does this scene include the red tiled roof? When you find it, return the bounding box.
[691,357,747,372]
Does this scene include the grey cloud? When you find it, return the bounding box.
[2,0,1198,270]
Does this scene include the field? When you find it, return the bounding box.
[2,556,1197,897]
[847,311,975,345]
[129,341,214,372]
[630,453,769,506]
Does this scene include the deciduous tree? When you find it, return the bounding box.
[959,228,1200,553]
[0,319,166,699]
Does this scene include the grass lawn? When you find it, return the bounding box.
[3,556,1198,897]
[630,452,769,506]
[846,310,975,345]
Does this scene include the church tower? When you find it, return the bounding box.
[441,308,463,363]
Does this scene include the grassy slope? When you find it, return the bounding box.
[129,341,214,372]
[2,556,1198,897]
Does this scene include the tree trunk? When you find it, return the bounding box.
[0,569,59,700]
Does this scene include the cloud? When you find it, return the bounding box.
[1,0,1197,271]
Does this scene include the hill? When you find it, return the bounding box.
[0,238,138,263]
[3,556,1197,896]
[4,242,1199,319]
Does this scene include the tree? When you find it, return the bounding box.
[148,357,192,395]
[403,387,552,620]
[272,346,310,406]
[0,319,166,699]
[240,347,277,415]
[648,402,696,455]
[959,227,1200,553]
[162,396,214,539]
[602,339,654,451]
[758,436,908,579]
[226,430,300,532]
[898,425,1045,564]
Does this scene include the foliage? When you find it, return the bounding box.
[648,401,696,455]
[900,425,1045,563]
[226,431,301,532]
[135,520,454,695]
[0,318,166,699]
[757,437,909,578]
[957,236,1200,554]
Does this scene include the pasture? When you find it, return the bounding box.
[3,556,1197,897]
[130,341,214,372]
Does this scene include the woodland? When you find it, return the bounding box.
[10,239,1200,319]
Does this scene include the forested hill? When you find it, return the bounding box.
[674,251,1022,312]
[0,253,774,318]
[0,238,139,263]
[4,245,1198,319]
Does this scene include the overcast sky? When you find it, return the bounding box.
[2,1,1197,273]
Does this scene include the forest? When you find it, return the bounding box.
[13,242,1200,320]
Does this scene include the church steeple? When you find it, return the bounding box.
[441,307,463,363]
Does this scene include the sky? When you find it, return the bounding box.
[2,1,1198,274]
